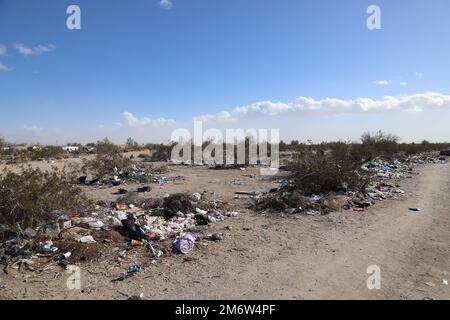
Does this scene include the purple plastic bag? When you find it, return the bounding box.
[174,233,196,254]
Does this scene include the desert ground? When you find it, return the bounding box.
[1,153,449,300]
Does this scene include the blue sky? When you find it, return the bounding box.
[0,0,450,144]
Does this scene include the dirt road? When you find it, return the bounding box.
[1,162,449,300]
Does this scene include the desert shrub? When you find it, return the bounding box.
[84,138,133,178]
[148,143,175,162]
[287,144,365,195]
[95,137,121,155]
[32,146,67,160]
[85,153,133,178]
[0,166,94,231]
[125,137,141,151]
[351,131,400,161]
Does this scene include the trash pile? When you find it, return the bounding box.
[255,152,447,215]
[0,192,238,272]
[78,163,170,187]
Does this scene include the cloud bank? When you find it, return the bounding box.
[197,92,450,122]
[122,111,175,127]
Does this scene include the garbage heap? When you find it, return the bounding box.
[0,192,238,271]
[79,162,171,187]
[255,152,447,215]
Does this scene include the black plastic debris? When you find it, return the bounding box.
[120,216,148,241]
[137,186,151,193]
[194,214,209,226]
[78,176,87,184]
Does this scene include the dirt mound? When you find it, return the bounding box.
[91,228,125,243]
[116,192,146,206]
[55,241,103,262]
[55,229,124,262]
[163,193,195,214]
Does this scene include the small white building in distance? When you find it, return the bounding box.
[62,146,79,153]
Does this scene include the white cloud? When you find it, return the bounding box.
[374,80,390,85]
[14,43,55,56]
[0,45,7,56]
[23,125,44,132]
[415,72,424,77]
[198,92,450,122]
[0,62,13,72]
[159,0,173,10]
[122,111,175,127]
[400,81,408,87]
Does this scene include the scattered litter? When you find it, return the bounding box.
[127,263,142,274]
[40,241,58,254]
[62,252,72,259]
[208,233,224,241]
[77,235,96,244]
[304,210,320,216]
[225,211,239,217]
[192,192,202,202]
[195,208,208,215]
[137,186,151,193]
[131,240,144,247]
[128,293,144,300]
[112,263,142,282]
[88,221,104,229]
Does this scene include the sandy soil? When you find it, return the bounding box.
[1,156,450,300]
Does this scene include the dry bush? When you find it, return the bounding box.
[0,166,94,231]
[96,137,121,155]
[351,131,400,161]
[84,138,133,178]
[85,153,133,178]
[287,144,365,196]
[125,137,141,151]
[29,146,68,161]
[148,143,174,162]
